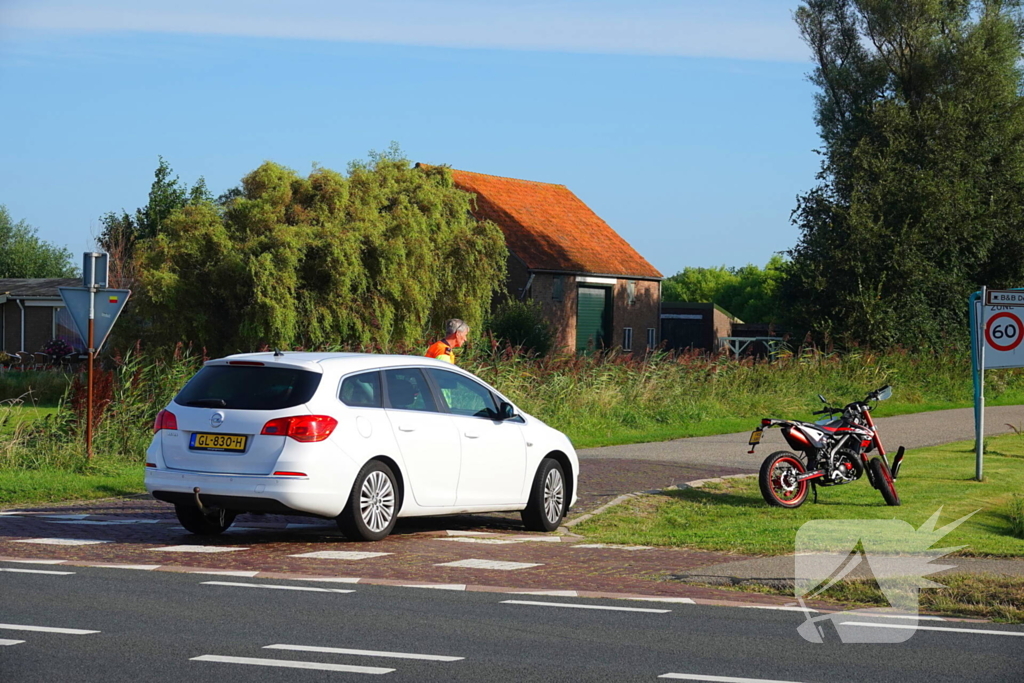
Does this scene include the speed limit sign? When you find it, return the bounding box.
[985,312,1024,352]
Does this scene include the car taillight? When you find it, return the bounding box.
[153,409,178,433]
[261,415,338,442]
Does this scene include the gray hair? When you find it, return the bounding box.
[445,319,469,336]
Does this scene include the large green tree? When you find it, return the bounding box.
[663,255,785,323]
[784,0,1024,348]
[135,149,508,354]
[0,206,77,278]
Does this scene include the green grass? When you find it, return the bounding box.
[576,432,1024,557]
[0,405,60,435]
[0,462,144,507]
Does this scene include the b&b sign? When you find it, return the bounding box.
[981,290,1024,368]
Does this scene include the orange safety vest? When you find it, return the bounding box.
[425,340,455,364]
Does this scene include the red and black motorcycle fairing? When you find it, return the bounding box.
[748,385,904,507]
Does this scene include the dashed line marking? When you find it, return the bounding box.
[501,600,670,613]
[0,567,75,575]
[660,674,806,682]
[511,590,578,597]
[839,622,1024,637]
[188,570,260,578]
[403,584,467,591]
[445,530,497,537]
[152,545,249,553]
[1,559,67,565]
[437,559,541,571]
[14,538,109,546]
[435,537,521,545]
[201,581,355,593]
[264,644,464,662]
[280,576,361,584]
[630,596,697,604]
[571,543,653,550]
[0,623,100,635]
[91,564,161,571]
[288,551,390,560]
[190,655,392,674]
[0,639,25,646]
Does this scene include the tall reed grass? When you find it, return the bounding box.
[0,343,1018,472]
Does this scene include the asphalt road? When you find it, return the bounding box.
[579,405,1024,470]
[2,562,1022,683]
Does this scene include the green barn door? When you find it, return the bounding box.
[576,286,610,352]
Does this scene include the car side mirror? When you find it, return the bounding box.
[498,401,517,421]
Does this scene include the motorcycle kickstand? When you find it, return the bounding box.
[812,481,819,504]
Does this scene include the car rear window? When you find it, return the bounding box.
[174,365,322,410]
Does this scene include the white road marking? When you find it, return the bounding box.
[190,655,393,674]
[0,623,99,635]
[283,577,361,584]
[288,551,390,560]
[839,622,1024,637]
[437,559,542,571]
[38,515,90,520]
[571,543,653,550]
[630,597,697,604]
[188,570,260,578]
[93,564,161,571]
[660,674,806,682]
[1,559,67,565]
[14,538,109,546]
[265,644,464,662]
[0,639,25,646]
[846,613,946,621]
[445,530,496,537]
[511,590,578,597]
[502,600,670,613]
[435,537,521,545]
[0,568,75,575]
[403,584,467,591]
[51,519,161,525]
[742,605,818,613]
[510,536,563,543]
[152,545,248,553]
[201,581,355,593]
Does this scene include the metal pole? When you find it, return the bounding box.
[86,255,96,462]
[977,286,986,481]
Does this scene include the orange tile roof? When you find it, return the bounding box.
[432,166,662,279]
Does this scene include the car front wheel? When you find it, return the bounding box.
[174,504,237,535]
[338,460,399,542]
[521,458,566,532]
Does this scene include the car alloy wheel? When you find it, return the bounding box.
[543,467,565,525]
[360,469,396,533]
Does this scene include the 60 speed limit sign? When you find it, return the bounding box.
[985,311,1024,352]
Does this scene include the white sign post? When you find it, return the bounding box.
[971,287,1024,481]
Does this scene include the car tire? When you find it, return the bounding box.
[338,460,399,542]
[521,458,566,532]
[174,504,237,535]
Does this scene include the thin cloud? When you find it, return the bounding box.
[1,0,809,62]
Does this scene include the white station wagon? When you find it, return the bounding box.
[144,352,578,541]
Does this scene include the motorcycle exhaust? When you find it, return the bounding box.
[892,447,905,479]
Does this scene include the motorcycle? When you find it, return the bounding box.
[747,385,904,508]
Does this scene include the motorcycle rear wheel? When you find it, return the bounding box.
[869,458,901,507]
[759,451,808,508]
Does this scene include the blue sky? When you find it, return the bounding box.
[0,1,819,275]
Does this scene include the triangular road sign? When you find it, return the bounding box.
[58,288,131,352]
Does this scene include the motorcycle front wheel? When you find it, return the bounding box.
[759,451,808,508]
[869,458,901,506]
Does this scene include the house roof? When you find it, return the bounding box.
[0,278,80,298]
[429,166,662,280]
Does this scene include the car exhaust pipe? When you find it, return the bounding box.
[892,447,905,479]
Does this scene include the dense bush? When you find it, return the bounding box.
[486,300,554,356]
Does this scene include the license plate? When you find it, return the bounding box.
[190,432,247,452]
[748,429,763,446]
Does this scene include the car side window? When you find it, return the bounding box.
[340,371,382,408]
[384,368,439,413]
[427,369,499,419]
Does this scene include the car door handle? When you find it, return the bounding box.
[398,426,416,432]
[464,431,479,439]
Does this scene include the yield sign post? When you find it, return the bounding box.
[58,252,130,461]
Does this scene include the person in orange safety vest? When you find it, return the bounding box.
[425,319,469,364]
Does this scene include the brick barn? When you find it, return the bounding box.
[437,167,663,353]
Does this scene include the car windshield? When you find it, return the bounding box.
[174,365,321,410]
